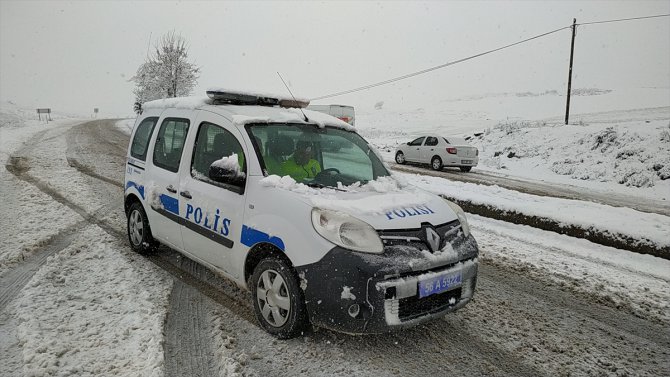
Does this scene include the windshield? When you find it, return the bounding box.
[246,123,390,188]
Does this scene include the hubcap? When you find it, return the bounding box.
[433,159,441,169]
[396,153,404,163]
[257,269,291,327]
[129,210,144,246]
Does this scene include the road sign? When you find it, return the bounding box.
[37,108,51,121]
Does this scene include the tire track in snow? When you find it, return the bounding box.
[163,257,220,377]
[8,120,254,377]
[64,120,243,376]
[0,205,116,311]
[481,262,670,349]
[5,156,126,240]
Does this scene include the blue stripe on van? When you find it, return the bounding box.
[159,194,179,215]
[125,181,145,199]
[240,225,285,251]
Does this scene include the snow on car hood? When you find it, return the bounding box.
[259,175,458,229]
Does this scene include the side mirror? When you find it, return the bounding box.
[406,142,411,145]
[209,164,245,186]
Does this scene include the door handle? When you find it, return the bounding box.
[180,191,192,199]
[166,185,177,193]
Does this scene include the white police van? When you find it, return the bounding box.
[124,89,479,339]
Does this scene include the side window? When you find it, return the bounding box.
[409,137,425,146]
[425,137,438,146]
[153,118,190,173]
[130,117,158,160]
[191,122,246,183]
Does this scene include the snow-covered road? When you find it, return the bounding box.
[1,114,669,376]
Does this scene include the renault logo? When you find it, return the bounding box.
[426,227,441,252]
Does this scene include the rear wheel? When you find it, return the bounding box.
[431,156,443,170]
[460,166,472,172]
[395,151,406,164]
[127,202,157,254]
[251,257,309,339]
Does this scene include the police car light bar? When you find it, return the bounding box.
[206,90,310,109]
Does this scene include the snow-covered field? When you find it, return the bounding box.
[360,88,670,201]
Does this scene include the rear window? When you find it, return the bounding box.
[443,137,468,145]
[153,118,190,172]
[130,117,158,161]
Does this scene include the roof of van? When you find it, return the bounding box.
[143,96,355,131]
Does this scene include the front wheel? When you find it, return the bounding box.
[127,202,157,254]
[431,156,443,170]
[460,166,472,172]
[251,257,309,339]
[395,151,406,164]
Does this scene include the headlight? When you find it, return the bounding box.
[445,200,471,237]
[311,208,384,254]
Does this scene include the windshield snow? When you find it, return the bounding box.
[247,123,390,187]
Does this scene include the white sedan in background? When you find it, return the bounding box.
[395,135,479,172]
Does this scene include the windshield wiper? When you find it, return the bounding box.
[305,181,326,189]
[305,181,348,191]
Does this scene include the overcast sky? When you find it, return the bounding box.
[1,0,668,117]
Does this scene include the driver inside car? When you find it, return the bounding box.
[281,140,321,181]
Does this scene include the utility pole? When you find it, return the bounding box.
[565,18,577,125]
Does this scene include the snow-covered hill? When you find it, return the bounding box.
[358,88,670,199]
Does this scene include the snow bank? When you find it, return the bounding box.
[13,226,171,377]
[0,173,80,274]
[472,119,670,189]
[403,172,670,249]
[0,103,85,273]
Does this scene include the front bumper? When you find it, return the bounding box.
[296,229,479,334]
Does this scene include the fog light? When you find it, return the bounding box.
[348,304,360,318]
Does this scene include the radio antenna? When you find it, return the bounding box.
[277,72,309,122]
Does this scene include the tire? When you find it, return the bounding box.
[460,166,472,172]
[127,202,157,254]
[251,257,309,339]
[431,156,443,170]
[395,151,406,164]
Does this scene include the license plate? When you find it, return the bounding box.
[418,270,462,298]
[461,160,472,164]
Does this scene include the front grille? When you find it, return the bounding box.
[398,288,462,321]
[379,220,462,253]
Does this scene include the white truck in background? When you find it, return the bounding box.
[306,104,355,126]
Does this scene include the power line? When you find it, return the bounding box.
[578,13,669,26]
[311,13,670,101]
[312,25,571,101]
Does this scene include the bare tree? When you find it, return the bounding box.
[132,31,200,113]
